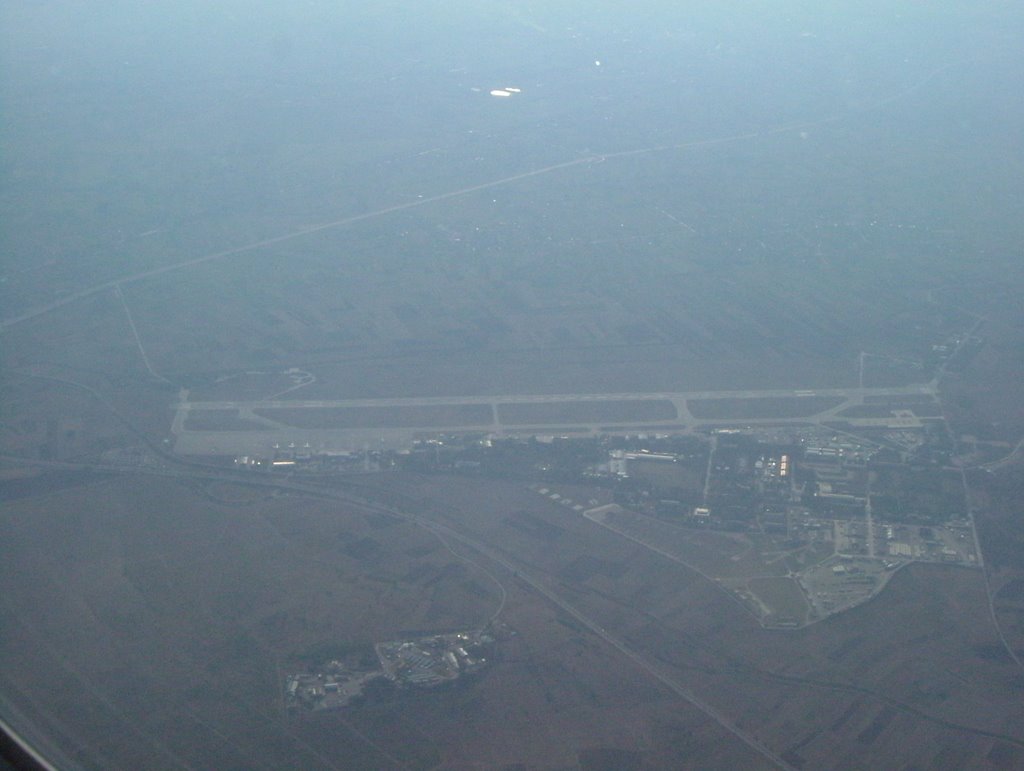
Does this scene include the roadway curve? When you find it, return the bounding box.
[1,449,792,770]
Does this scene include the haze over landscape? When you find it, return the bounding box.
[2,2,1024,768]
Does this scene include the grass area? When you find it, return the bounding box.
[627,458,703,496]
[254,404,494,428]
[184,409,269,431]
[747,576,809,623]
[497,399,677,425]
[687,396,845,419]
[782,541,835,574]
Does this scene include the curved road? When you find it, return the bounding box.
[1,449,791,770]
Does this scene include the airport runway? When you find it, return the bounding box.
[176,383,935,411]
[171,384,937,456]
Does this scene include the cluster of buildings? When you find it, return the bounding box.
[234,444,382,474]
[285,661,382,711]
[376,631,491,688]
[286,630,492,712]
